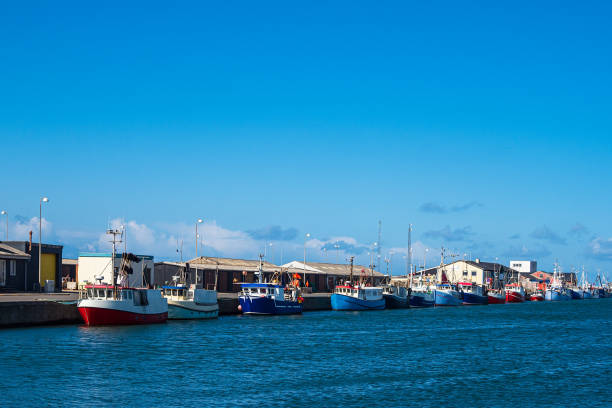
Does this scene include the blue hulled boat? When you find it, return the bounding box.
[382,285,410,308]
[239,283,303,315]
[545,263,572,301]
[331,284,385,310]
[569,288,584,300]
[410,285,435,308]
[545,287,572,301]
[433,284,463,306]
[458,282,488,305]
[238,256,302,315]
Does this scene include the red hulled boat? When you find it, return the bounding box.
[487,289,506,304]
[530,290,545,302]
[78,285,168,326]
[505,283,525,303]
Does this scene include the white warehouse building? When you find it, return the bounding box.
[77,252,155,288]
[509,260,537,274]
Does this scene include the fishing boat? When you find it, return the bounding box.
[458,282,488,305]
[505,283,525,303]
[77,229,168,326]
[409,285,435,307]
[487,290,506,304]
[79,285,168,325]
[161,262,219,319]
[382,285,410,308]
[331,257,385,311]
[487,263,505,304]
[162,285,218,319]
[545,263,571,301]
[433,283,463,306]
[530,290,545,302]
[238,256,302,315]
[409,270,435,308]
[332,283,385,310]
[569,288,584,300]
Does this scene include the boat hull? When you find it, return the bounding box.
[78,307,167,326]
[167,302,219,319]
[487,294,506,304]
[582,291,593,299]
[506,291,525,303]
[569,289,584,300]
[530,294,545,302]
[461,292,488,305]
[331,293,385,311]
[409,293,435,308]
[239,296,302,315]
[434,290,462,306]
[545,290,571,301]
[384,294,410,309]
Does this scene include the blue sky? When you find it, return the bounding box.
[1,1,611,278]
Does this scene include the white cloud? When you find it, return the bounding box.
[12,217,52,241]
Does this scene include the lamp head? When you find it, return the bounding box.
[0,210,6,215]
[197,218,203,223]
[41,197,49,203]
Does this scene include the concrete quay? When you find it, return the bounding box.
[0,292,333,328]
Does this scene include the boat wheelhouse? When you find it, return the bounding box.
[457,282,488,305]
[238,283,302,315]
[78,285,168,326]
[162,285,218,319]
[331,284,385,310]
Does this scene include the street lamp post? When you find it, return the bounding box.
[0,210,7,240]
[303,233,310,285]
[195,218,203,258]
[39,197,49,292]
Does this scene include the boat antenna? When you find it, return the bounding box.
[407,224,412,276]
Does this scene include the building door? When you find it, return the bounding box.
[0,260,5,286]
[40,254,56,285]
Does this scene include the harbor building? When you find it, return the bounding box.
[436,259,517,285]
[0,241,63,292]
[77,252,155,288]
[154,257,385,293]
[154,257,283,292]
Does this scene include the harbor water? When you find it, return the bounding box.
[1,299,611,407]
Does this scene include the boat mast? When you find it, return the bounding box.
[107,228,123,288]
[349,256,354,284]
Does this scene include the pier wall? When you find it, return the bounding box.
[0,301,82,328]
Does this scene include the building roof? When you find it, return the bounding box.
[185,257,282,273]
[0,243,31,260]
[282,261,385,277]
[168,257,385,277]
[62,259,78,265]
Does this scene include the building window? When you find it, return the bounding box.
[10,260,16,276]
[472,271,477,276]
